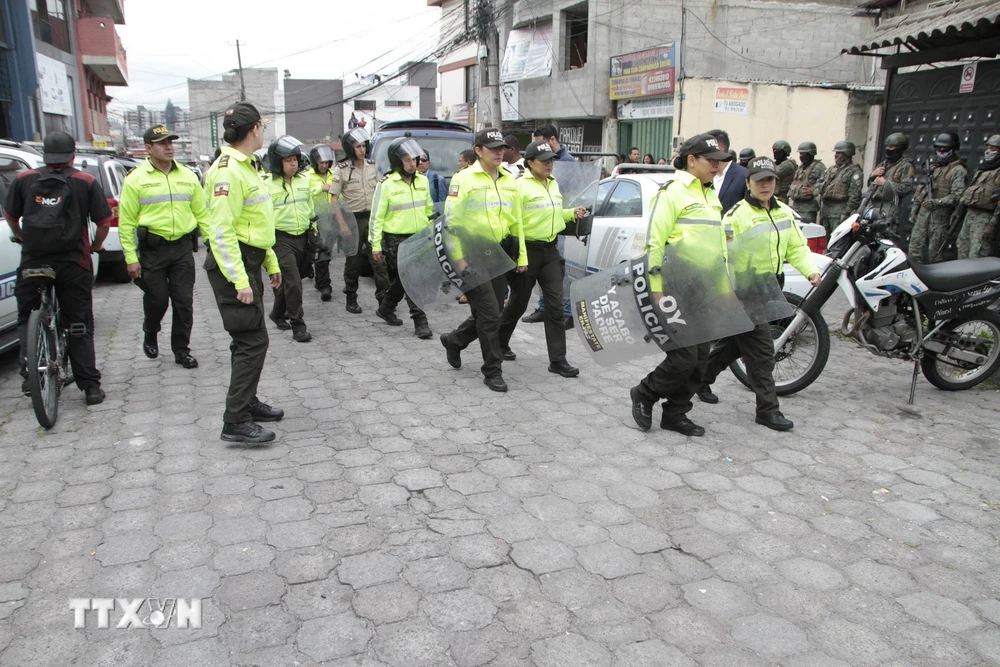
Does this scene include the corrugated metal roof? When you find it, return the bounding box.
[843,0,1000,54]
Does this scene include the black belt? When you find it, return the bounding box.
[525,239,557,249]
[275,229,307,239]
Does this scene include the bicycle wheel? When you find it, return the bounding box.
[26,307,59,429]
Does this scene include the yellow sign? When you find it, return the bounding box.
[92,141,109,147]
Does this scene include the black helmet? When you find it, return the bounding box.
[738,147,756,161]
[884,132,908,150]
[833,141,856,157]
[387,137,424,174]
[267,135,305,176]
[932,132,959,150]
[342,127,371,156]
[985,134,1000,149]
[797,141,817,156]
[309,144,336,171]
[772,140,791,154]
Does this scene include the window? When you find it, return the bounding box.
[464,65,478,104]
[354,100,376,111]
[563,2,588,70]
[385,100,411,107]
[594,180,615,215]
[603,180,642,217]
[0,156,28,190]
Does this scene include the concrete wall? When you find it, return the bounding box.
[343,83,423,134]
[284,79,343,146]
[188,68,280,161]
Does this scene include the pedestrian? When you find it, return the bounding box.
[264,135,315,343]
[497,139,585,378]
[501,135,525,176]
[458,150,477,171]
[417,149,448,203]
[771,140,797,202]
[305,143,338,301]
[956,134,1000,259]
[628,133,734,436]
[643,153,654,165]
[534,125,575,162]
[863,132,915,229]
[788,141,826,224]
[657,157,667,165]
[738,148,756,168]
[5,131,112,405]
[698,156,821,431]
[817,141,864,235]
[909,132,968,263]
[370,137,434,339]
[439,128,527,393]
[332,127,390,314]
[628,147,641,163]
[203,101,284,445]
[348,112,359,129]
[118,124,207,369]
[708,129,747,213]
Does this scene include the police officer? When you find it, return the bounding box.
[788,141,826,224]
[439,129,527,393]
[909,132,968,263]
[628,134,733,436]
[264,135,315,343]
[738,148,756,168]
[332,127,390,313]
[203,101,284,445]
[497,140,586,378]
[370,137,434,339]
[818,141,863,235]
[772,140,797,201]
[956,135,1000,259]
[701,157,821,430]
[119,125,207,369]
[864,132,915,228]
[305,143,338,301]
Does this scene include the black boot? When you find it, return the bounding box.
[250,400,284,422]
[346,294,362,314]
[660,407,706,436]
[629,386,653,431]
[548,360,579,378]
[221,421,275,444]
[756,411,794,431]
[320,287,333,302]
[414,319,432,339]
[376,305,403,326]
[696,384,719,404]
[440,334,462,368]
[522,309,544,323]
[143,334,158,359]
[174,352,198,368]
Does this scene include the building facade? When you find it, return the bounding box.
[188,68,283,161]
[73,0,127,144]
[0,0,40,140]
[342,62,437,136]
[283,78,344,146]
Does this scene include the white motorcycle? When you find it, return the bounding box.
[730,208,1000,405]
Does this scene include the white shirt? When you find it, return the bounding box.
[501,159,525,177]
[713,160,731,192]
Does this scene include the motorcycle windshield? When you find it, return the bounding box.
[727,226,795,324]
[316,199,360,256]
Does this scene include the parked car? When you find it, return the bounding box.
[74,153,131,283]
[563,164,827,300]
[370,119,473,182]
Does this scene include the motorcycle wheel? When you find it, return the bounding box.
[729,292,831,396]
[921,309,1000,391]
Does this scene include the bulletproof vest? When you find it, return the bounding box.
[960,166,1000,210]
[822,164,861,201]
[870,158,913,202]
[789,161,823,200]
[776,160,797,199]
[932,158,966,199]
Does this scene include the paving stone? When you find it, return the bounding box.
[731,612,810,659]
[394,467,445,491]
[510,538,577,575]
[896,591,982,632]
[612,639,696,667]
[94,532,159,566]
[498,596,571,640]
[577,541,643,579]
[284,579,354,620]
[218,605,298,651]
[532,632,612,667]
[403,556,470,594]
[681,578,757,621]
[450,533,510,568]
[372,619,449,666]
[353,580,420,624]
[297,613,373,662]
[266,519,326,549]
[213,542,276,575]
[777,557,848,590]
[338,552,403,589]
[421,588,497,631]
[607,522,671,554]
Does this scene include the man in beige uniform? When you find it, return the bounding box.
[331,128,390,313]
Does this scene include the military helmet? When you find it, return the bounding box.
[884,132,908,150]
[797,141,817,156]
[772,140,792,154]
[833,141,856,157]
[932,132,959,150]
[387,137,424,174]
[309,143,336,171]
[738,147,756,161]
[267,135,305,176]
[985,134,1000,149]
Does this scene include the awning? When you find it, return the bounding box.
[843,0,1000,55]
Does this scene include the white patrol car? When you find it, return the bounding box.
[562,164,827,298]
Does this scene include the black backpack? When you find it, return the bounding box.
[21,167,83,254]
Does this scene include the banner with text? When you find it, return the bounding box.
[609,43,675,100]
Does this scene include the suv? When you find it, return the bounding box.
[75,153,131,283]
[370,119,473,183]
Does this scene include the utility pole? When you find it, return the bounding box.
[234,40,247,102]
[474,0,501,130]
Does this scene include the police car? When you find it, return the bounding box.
[562,164,827,299]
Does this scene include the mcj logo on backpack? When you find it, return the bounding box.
[21,167,83,254]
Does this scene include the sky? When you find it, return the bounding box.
[107,0,444,112]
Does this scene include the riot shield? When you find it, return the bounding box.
[727,228,795,325]
[316,199,359,256]
[553,160,602,238]
[397,207,516,310]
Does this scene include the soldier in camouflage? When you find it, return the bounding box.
[772,140,797,201]
[863,132,915,229]
[909,132,968,263]
[788,141,825,224]
[818,141,864,235]
[956,134,1000,259]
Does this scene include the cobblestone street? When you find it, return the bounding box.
[1,250,1000,666]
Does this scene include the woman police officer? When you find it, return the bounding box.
[698,156,821,431]
[203,101,284,445]
[628,134,734,436]
[497,139,585,377]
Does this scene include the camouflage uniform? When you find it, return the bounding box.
[865,157,916,225]
[818,161,863,234]
[909,157,968,263]
[788,160,826,224]
[775,158,798,202]
[956,165,1000,259]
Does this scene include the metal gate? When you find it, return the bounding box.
[618,119,673,163]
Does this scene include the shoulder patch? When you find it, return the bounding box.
[379,174,390,183]
[448,183,460,197]
[218,154,230,168]
[214,182,230,197]
[337,160,348,168]
[365,159,375,165]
